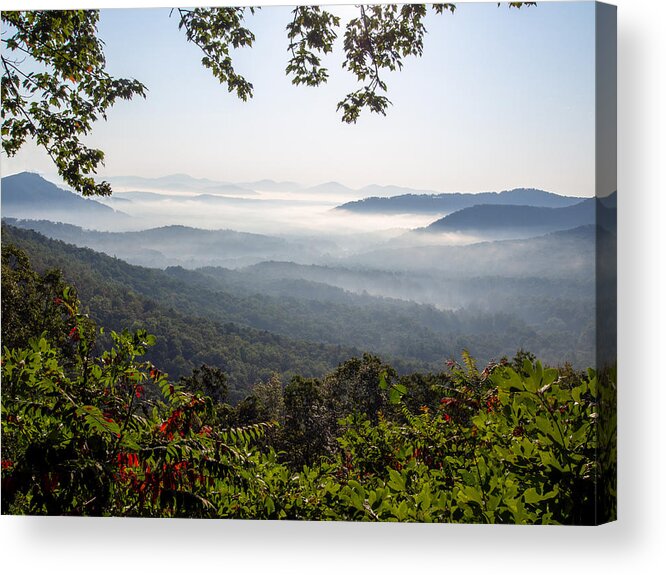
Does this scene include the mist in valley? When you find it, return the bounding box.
[2,171,608,371]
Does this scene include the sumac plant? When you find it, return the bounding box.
[1,252,613,523]
[1,289,271,517]
[271,357,609,524]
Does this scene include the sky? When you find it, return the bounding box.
[2,2,596,196]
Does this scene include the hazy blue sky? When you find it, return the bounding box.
[3,2,596,196]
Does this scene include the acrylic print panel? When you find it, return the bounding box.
[0,2,616,524]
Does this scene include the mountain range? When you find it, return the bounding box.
[1,218,324,269]
[421,194,616,238]
[2,173,614,248]
[99,175,357,197]
[422,199,596,237]
[98,174,258,196]
[2,222,598,390]
[344,224,601,277]
[336,188,585,214]
[1,172,131,229]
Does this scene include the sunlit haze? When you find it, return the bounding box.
[2,2,595,197]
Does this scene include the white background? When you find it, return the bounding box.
[1,0,664,572]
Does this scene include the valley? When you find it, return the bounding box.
[1,172,605,396]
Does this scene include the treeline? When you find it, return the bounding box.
[1,223,593,397]
[0,244,616,523]
[1,235,357,402]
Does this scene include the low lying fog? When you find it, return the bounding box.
[102,188,441,237]
[5,176,599,369]
[92,187,485,260]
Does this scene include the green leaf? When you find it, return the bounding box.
[534,415,559,445]
[387,468,406,491]
[461,485,483,505]
[491,368,524,392]
[378,370,388,390]
[388,383,406,405]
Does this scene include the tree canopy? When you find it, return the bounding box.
[1,240,613,521]
[1,11,145,196]
[1,3,535,196]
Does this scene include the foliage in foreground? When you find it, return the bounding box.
[1,247,615,523]
[1,311,614,523]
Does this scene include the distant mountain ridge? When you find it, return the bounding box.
[100,175,363,197]
[99,174,258,196]
[423,199,596,235]
[303,181,360,197]
[344,224,600,278]
[1,172,130,229]
[0,218,324,269]
[336,188,585,214]
[2,172,118,211]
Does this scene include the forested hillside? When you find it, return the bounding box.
[2,223,596,385]
[424,200,595,236]
[1,239,616,523]
[337,188,584,214]
[0,4,617,529]
[1,172,131,229]
[2,217,313,268]
[2,224,360,401]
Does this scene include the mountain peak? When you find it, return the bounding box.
[1,171,129,229]
[336,187,585,214]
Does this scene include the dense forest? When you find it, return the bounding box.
[0,4,618,530]
[0,178,613,524]
[1,174,604,373]
[1,225,360,402]
[1,223,597,397]
[1,227,616,523]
